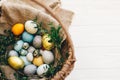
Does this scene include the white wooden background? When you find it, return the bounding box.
[61,0,120,80]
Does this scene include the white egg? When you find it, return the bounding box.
[26,53,33,62]
[37,64,49,76]
[24,64,37,76]
[20,56,31,66]
[22,42,29,49]
[25,20,38,34]
[8,50,18,57]
[40,50,54,64]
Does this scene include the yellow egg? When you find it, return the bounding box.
[8,56,24,70]
[33,56,43,66]
[42,34,54,50]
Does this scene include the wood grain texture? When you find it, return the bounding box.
[61,0,120,80]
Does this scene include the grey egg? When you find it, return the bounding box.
[28,46,35,53]
[8,50,18,57]
[24,64,37,76]
[33,35,42,48]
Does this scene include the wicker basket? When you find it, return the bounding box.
[0,0,76,80]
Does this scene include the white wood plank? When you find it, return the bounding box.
[61,0,120,80]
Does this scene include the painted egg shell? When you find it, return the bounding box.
[37,64,49,76]
[8,50,18,57]
[19,49,28,56]
[33,56,43,66]
[22,42,29,49]
[20,56,31,66]
[40,50,54,64]
[33,35,42,48]
[22,31,34,43]
[28,46,35,53]
[14,40,24,52]
[26,53,33,62]
[24,64,37,76]
[8,56,24,70]
[25,20,38,34]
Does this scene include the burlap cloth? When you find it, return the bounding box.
[0,0,76,80]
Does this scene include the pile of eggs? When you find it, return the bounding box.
[8,20,54,77]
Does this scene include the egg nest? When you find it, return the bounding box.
[0,20,69,79]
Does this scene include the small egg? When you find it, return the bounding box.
[33,56,43,66]
[37,64,49,76]
[8,50,18,57]
[28,46,35,53]
[33,35,42,48]
[25,20,38,34]
[22,31,34,43]
[14,40,24,52]
[22,42,29,49]
[33,49,39,57]
[20,56,31,66]
[24,64,37,76]
[19,49,28,56]
[26,53,33,62]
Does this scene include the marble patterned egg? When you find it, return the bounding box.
[28,46,35,53]
[19,49,28,56]
[37,64,49,76]
[24,64,37,76]
[22,31,34,43]
[20,56,31,66]
[14,40,24,52]
[25,20,38,34]
[22,42,29,49]
[8,50,18,57]
[33,35,42,48]
[26,53,33,62]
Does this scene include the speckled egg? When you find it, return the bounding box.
[26,53,33,62]
[33,35,42,48]
[14,40,24,52]
[22,31,34,43]
[19,49,28,56]
[37,64,49,76]
[8,50,18,57]
[20,56,31,66]
[28,46,35,53]
[22,42,29,49]
[25,20,38,34]
[24,64,37,76]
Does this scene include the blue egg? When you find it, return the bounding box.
[22,32,34,43]
[14,40,24,52]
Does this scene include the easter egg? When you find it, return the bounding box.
[26,53,33,62]
[28,46,35,53]
[14,40,24,52]
[33,56,43,66]
[12,23,24,36]
[42,34,54,50]
[22,31,34,43]
[33,35,42,48]
[19,49,28,56]
[25,20,38,34]
[8,56,24,70]
[24,64,37,76]
[22,42,29,49]
[37,64,49,76]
